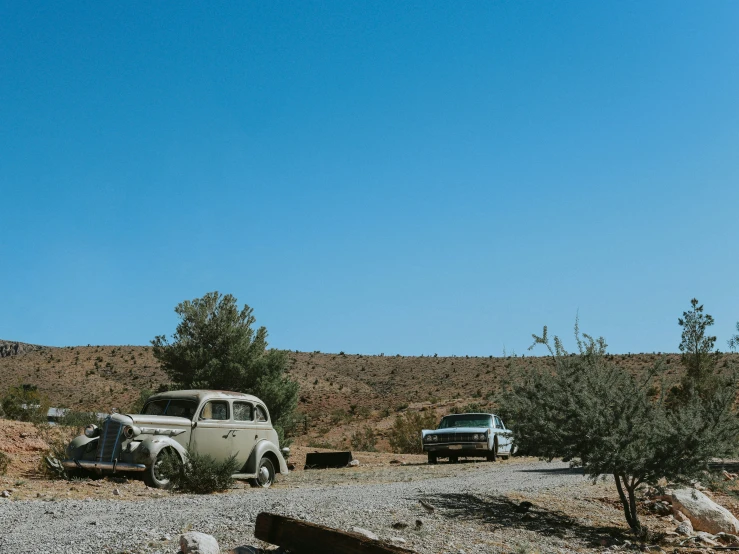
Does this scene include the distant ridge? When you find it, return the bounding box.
[0,340,46,358]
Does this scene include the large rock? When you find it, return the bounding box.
[180,532,220,554]
[671,488,739,535]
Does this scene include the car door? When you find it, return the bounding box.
[189,399,234,463]
[231,400,258,471]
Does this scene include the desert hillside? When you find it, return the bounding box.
[1,339,737,449]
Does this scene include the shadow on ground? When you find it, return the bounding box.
[517,466,586,475]
[421,492,628,548]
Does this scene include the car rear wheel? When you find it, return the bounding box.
[144,447,180,489]
[249,456,275,488]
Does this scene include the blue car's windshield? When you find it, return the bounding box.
[438,415,492,429]
[142,399,198,419]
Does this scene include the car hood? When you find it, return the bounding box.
[106,413,192,428]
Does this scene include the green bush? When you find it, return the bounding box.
[0,451,10,475]
[162,449,238,494]
[57,410,103,429]
[350,426,378,452]
[388,411,438,454]
[1,385,49,423]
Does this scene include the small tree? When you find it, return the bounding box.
[728,322,739,352]
[673,298,721,399]
[152,292,298,441]
[501,322,739,537]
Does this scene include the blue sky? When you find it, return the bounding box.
[1,2,737,355]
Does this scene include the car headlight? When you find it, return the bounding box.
[431,435,438,442]
[122,425,140,439]
[424,435,432,442]
[84,424,99,438]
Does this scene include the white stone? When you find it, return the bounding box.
[180,532,220,554]
[351,527,378,540]
[672,488,739,535]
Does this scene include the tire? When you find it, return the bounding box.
[428,453,437,464]
[144,448,180,489]
[249,456,275,488]
[486,440,498,462]
[449,456,459,464]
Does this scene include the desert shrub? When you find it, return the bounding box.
[1,385,49,423]
[162,449,238,494]
[501,319,739,537]
[350,426,378,452]
[0,451,10,475]
[57,410,103,429]
[388,411,438,454]
[34,423,81,480]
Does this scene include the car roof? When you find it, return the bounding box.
[147,390,264,404]
[441,413,496,417]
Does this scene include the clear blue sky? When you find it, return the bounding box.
[1,2,737,355]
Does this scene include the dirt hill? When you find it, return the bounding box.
[1,342,736,449]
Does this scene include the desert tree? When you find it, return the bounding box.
[500,318,739,537]
[729,322,739,352]
[152,292,298,441]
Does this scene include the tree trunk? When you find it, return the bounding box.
[614,474,644,537]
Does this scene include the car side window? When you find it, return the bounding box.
[255,405,268,422]
[233,402,253,421]
[494,416,503,429]
[200,401,229,421]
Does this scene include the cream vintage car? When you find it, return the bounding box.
[62,390,289,488]
[421,412,514,464]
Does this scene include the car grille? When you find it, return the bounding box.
[437,433,480,443]
[97,418,123,462]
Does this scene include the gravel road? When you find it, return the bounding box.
[0,461,589,554]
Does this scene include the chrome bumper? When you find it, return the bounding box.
[423,443,488,452]
[62,459,147,472]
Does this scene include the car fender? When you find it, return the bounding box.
[132,436,188,466]
[244,440,288,475]
[66,434,97,459]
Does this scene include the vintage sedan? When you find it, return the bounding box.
[421,412,514,464]
[62,390,289,488]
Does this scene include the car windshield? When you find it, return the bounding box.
[142,399,198,419]
[438,415,492,429]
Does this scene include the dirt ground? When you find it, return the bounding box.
[5,417,739,554]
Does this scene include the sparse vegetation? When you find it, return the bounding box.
[161,449,238,494]
[501,309,739,538]
[1,385,48,423]
[350,426,378,452]
[0,450,9,475]
[388,410,438,454]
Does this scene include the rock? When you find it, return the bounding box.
[1,490,10,498]
[716,532,739,545]
[348,459,360,467]
[112,488,120,496]
[351,527,379,541]
[671,488,739,535]
[420,500,435,513]
[695,532,720,547]
[390,537,406,544]
[676,520,693,536]
[287,463,296,470]
[180,532,220,554]
[415,519,423,528]
[392,522,408,529]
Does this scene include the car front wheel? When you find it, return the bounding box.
[144,447,180,489]
[428,453,437,464]
[249,456,275,488]
[486,440,498,462]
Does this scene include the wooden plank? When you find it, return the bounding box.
[304,451,354,469]
[254,512,416,554]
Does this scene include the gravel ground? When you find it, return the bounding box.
[0,460,601,554]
